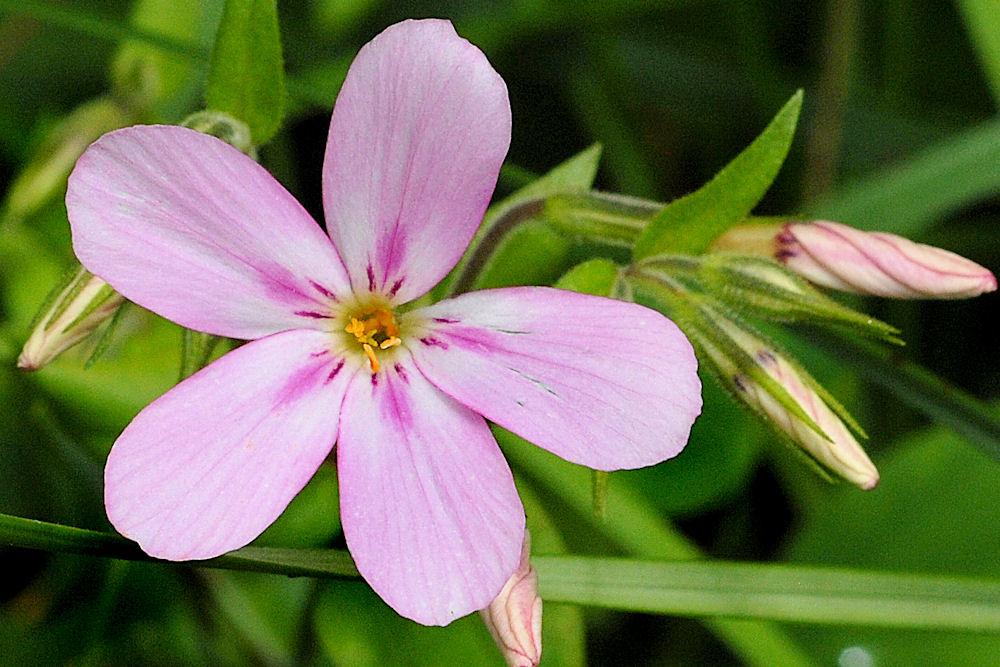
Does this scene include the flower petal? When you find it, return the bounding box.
[68,125,351,339]
[105,329,356,560]
[338,357,524,626]
[407,287,702,470]
[322,19,511,302]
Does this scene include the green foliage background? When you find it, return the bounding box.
[1,1,999,665]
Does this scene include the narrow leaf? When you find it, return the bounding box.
[634,91,803,258]
[205,0,286,144]
[536,556,1000,632]
[810,117,1000,236]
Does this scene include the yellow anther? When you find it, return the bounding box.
[379,337,402,350]
[363,343,380,373]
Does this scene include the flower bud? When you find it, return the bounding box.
[695,307,879,489]
[2,98,129,225]
[480,530,542,667]
[776,220,996,299]
[18,266,125,371]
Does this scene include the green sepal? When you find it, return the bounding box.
[543,191,660,248]
[555,258,622,297]
[84,300,132,369]
[639,253,903,344]
[181,109,255,156]
[634,91,803,259]
[205,0,286,145]
[628,278,830,444]
[436,144,603,298]
[179,329,224,381]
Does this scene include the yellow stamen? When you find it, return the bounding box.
[344,306,400,373]
[379,337,401,350]
[362,343,380,373]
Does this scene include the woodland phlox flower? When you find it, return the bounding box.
[67,19,701,625]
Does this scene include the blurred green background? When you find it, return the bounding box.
[1,1,999,665]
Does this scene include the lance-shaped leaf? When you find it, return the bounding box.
[205,0,286,145]
[634,91,802,259]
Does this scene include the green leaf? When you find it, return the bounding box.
[634,90,803,258]
[205,0,286,145]
[956,0,1000,105]
[809,117,1000,236]
[784,420,1000,663]
[555,258,621,296]
[535,556,1000,632]
[472,220,572,290]
[810,332,1000,462]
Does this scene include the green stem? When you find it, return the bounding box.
[0,513,359,578]
[535,556,1000,632]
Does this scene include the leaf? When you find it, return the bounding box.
[634,90,803,258]
[555,258,621,296]
[955,0,1000,105]
[535,556,1000,632]
[785,419,1000,663]
[472,220,572,290]
[809,117,1000,236]
[205,0,286,145]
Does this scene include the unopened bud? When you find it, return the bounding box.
[777,221,996,298]
[3,98,130,225]
[480,530,542,667]
[18,266,125,371]
[698,309,878,489]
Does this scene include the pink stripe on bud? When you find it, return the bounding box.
[778,220,997,299]
[480,530,543,667]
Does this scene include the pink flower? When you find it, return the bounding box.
[777,220,997,298]
[66,20,701,625]
[480,530,542,667]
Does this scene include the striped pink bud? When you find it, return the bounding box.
[480,530,542,667]
[777,220,996,298]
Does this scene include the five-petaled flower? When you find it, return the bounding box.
[66,19,701,625]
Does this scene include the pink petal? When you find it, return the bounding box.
[407,287,702,470]
[105,329,356,560]
[322,19,511,303]
[337,357,524,626]
[68,125,351,339]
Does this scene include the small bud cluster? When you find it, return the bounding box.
[541,189,997,488]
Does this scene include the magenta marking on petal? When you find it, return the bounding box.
[432,317,460,324]
[388,278,404,298]
[309,280,339,301]
[294,311,332,319]
[370,373,379,388]
[366,264,376,292]
[419,336,449,350]
[394,363,409,383]
[326,360,345,383]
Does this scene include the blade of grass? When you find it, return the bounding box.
[535,556,1000,632]
[809,332,1000,462]
[809,117,1000,236]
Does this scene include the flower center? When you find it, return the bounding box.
[344,306,402,373]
